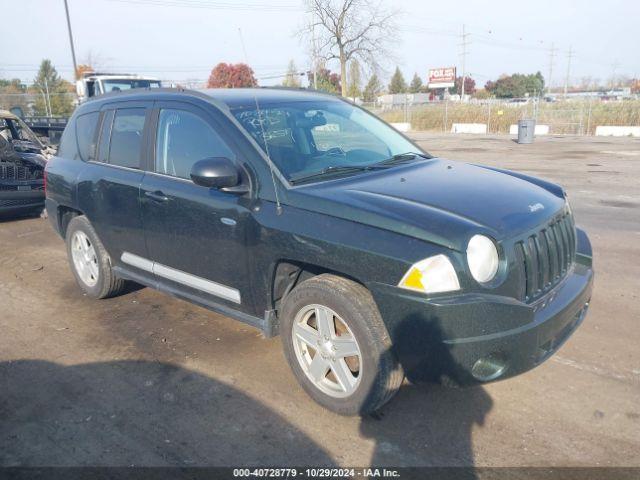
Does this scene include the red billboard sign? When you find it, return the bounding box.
[428,67,456,88]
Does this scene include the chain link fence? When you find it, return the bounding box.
[365,98,640,136]
[2,92,638,137]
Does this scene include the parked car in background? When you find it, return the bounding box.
[0,110,52,217]
[45,88,593,415]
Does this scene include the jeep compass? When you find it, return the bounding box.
[45,88,593,415]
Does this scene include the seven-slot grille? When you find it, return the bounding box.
[514,212,576,302]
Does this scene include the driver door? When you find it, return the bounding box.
[139,101,253,311]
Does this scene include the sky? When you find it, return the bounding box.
[1,0,638,89]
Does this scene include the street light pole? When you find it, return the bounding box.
[63,0,78,78]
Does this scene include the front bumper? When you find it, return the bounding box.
[369,228,594,385]
[0,188,45,215]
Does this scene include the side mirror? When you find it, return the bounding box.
[190,157,240,189]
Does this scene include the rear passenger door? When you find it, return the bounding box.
[77,101,152,276]
[139,101,252,311]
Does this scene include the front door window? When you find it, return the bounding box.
[155,109,233,179]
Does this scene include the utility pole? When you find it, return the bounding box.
[38,88,49,117]
[610,60,621,89]
[563,45,574,98]
[459,24,470,101]
[43,78,52,116]
[63,0,78,79]
[547,42,556,95]
[311,23,318,90]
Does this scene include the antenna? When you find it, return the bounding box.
[238,27,283,215]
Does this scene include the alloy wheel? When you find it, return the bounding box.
[71,231,99,287]
[291,304,362,398]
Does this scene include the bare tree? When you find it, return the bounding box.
[80,50,109,72]
[299,0,398,97]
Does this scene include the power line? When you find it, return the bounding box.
[107,0,300,12]
[472,34,547,53]
[405,18,633,76]
[0,63,292,71]
[402,24,458,37]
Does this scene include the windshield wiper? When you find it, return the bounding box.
[289,164,383,185]
[373,151,431,167]
[289,152,432,185]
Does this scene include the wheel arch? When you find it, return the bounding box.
[56,205,84,238]
[270,259,367,313]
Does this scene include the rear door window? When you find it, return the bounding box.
[108,108,146,169]
[75,112,100,161]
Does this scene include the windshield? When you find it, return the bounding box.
[231,99,424,182]
[101,79,161,93]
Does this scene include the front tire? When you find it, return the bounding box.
[65,215,126,299]
[281,274,404,415]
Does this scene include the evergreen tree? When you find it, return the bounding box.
[282,59,301,88]
[409,73,423,93]
[388,67,407,94]
[32,59,74,116]
[362,74,382,102]
[346,60,362,99]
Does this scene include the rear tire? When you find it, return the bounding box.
[65,215,126,299]
[281,274,404,415]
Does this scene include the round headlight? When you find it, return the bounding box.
[467,235,499,284]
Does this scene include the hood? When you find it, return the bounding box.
[0,136,49,168]
[286,159,566,251]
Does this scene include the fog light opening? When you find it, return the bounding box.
[472,353,508,382]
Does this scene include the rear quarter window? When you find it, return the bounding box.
[75,112,100,161]
[57,118,79,160]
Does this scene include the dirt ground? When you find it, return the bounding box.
[1,134,638,467]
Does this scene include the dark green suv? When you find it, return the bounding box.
[45,88,593,415]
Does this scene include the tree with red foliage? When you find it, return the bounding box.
[306,68,341,94]
[449,76,476,96]
[207,63,258,88]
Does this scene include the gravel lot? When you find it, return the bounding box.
[1,133,638,467]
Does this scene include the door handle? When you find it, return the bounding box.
[144,190,169,202]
